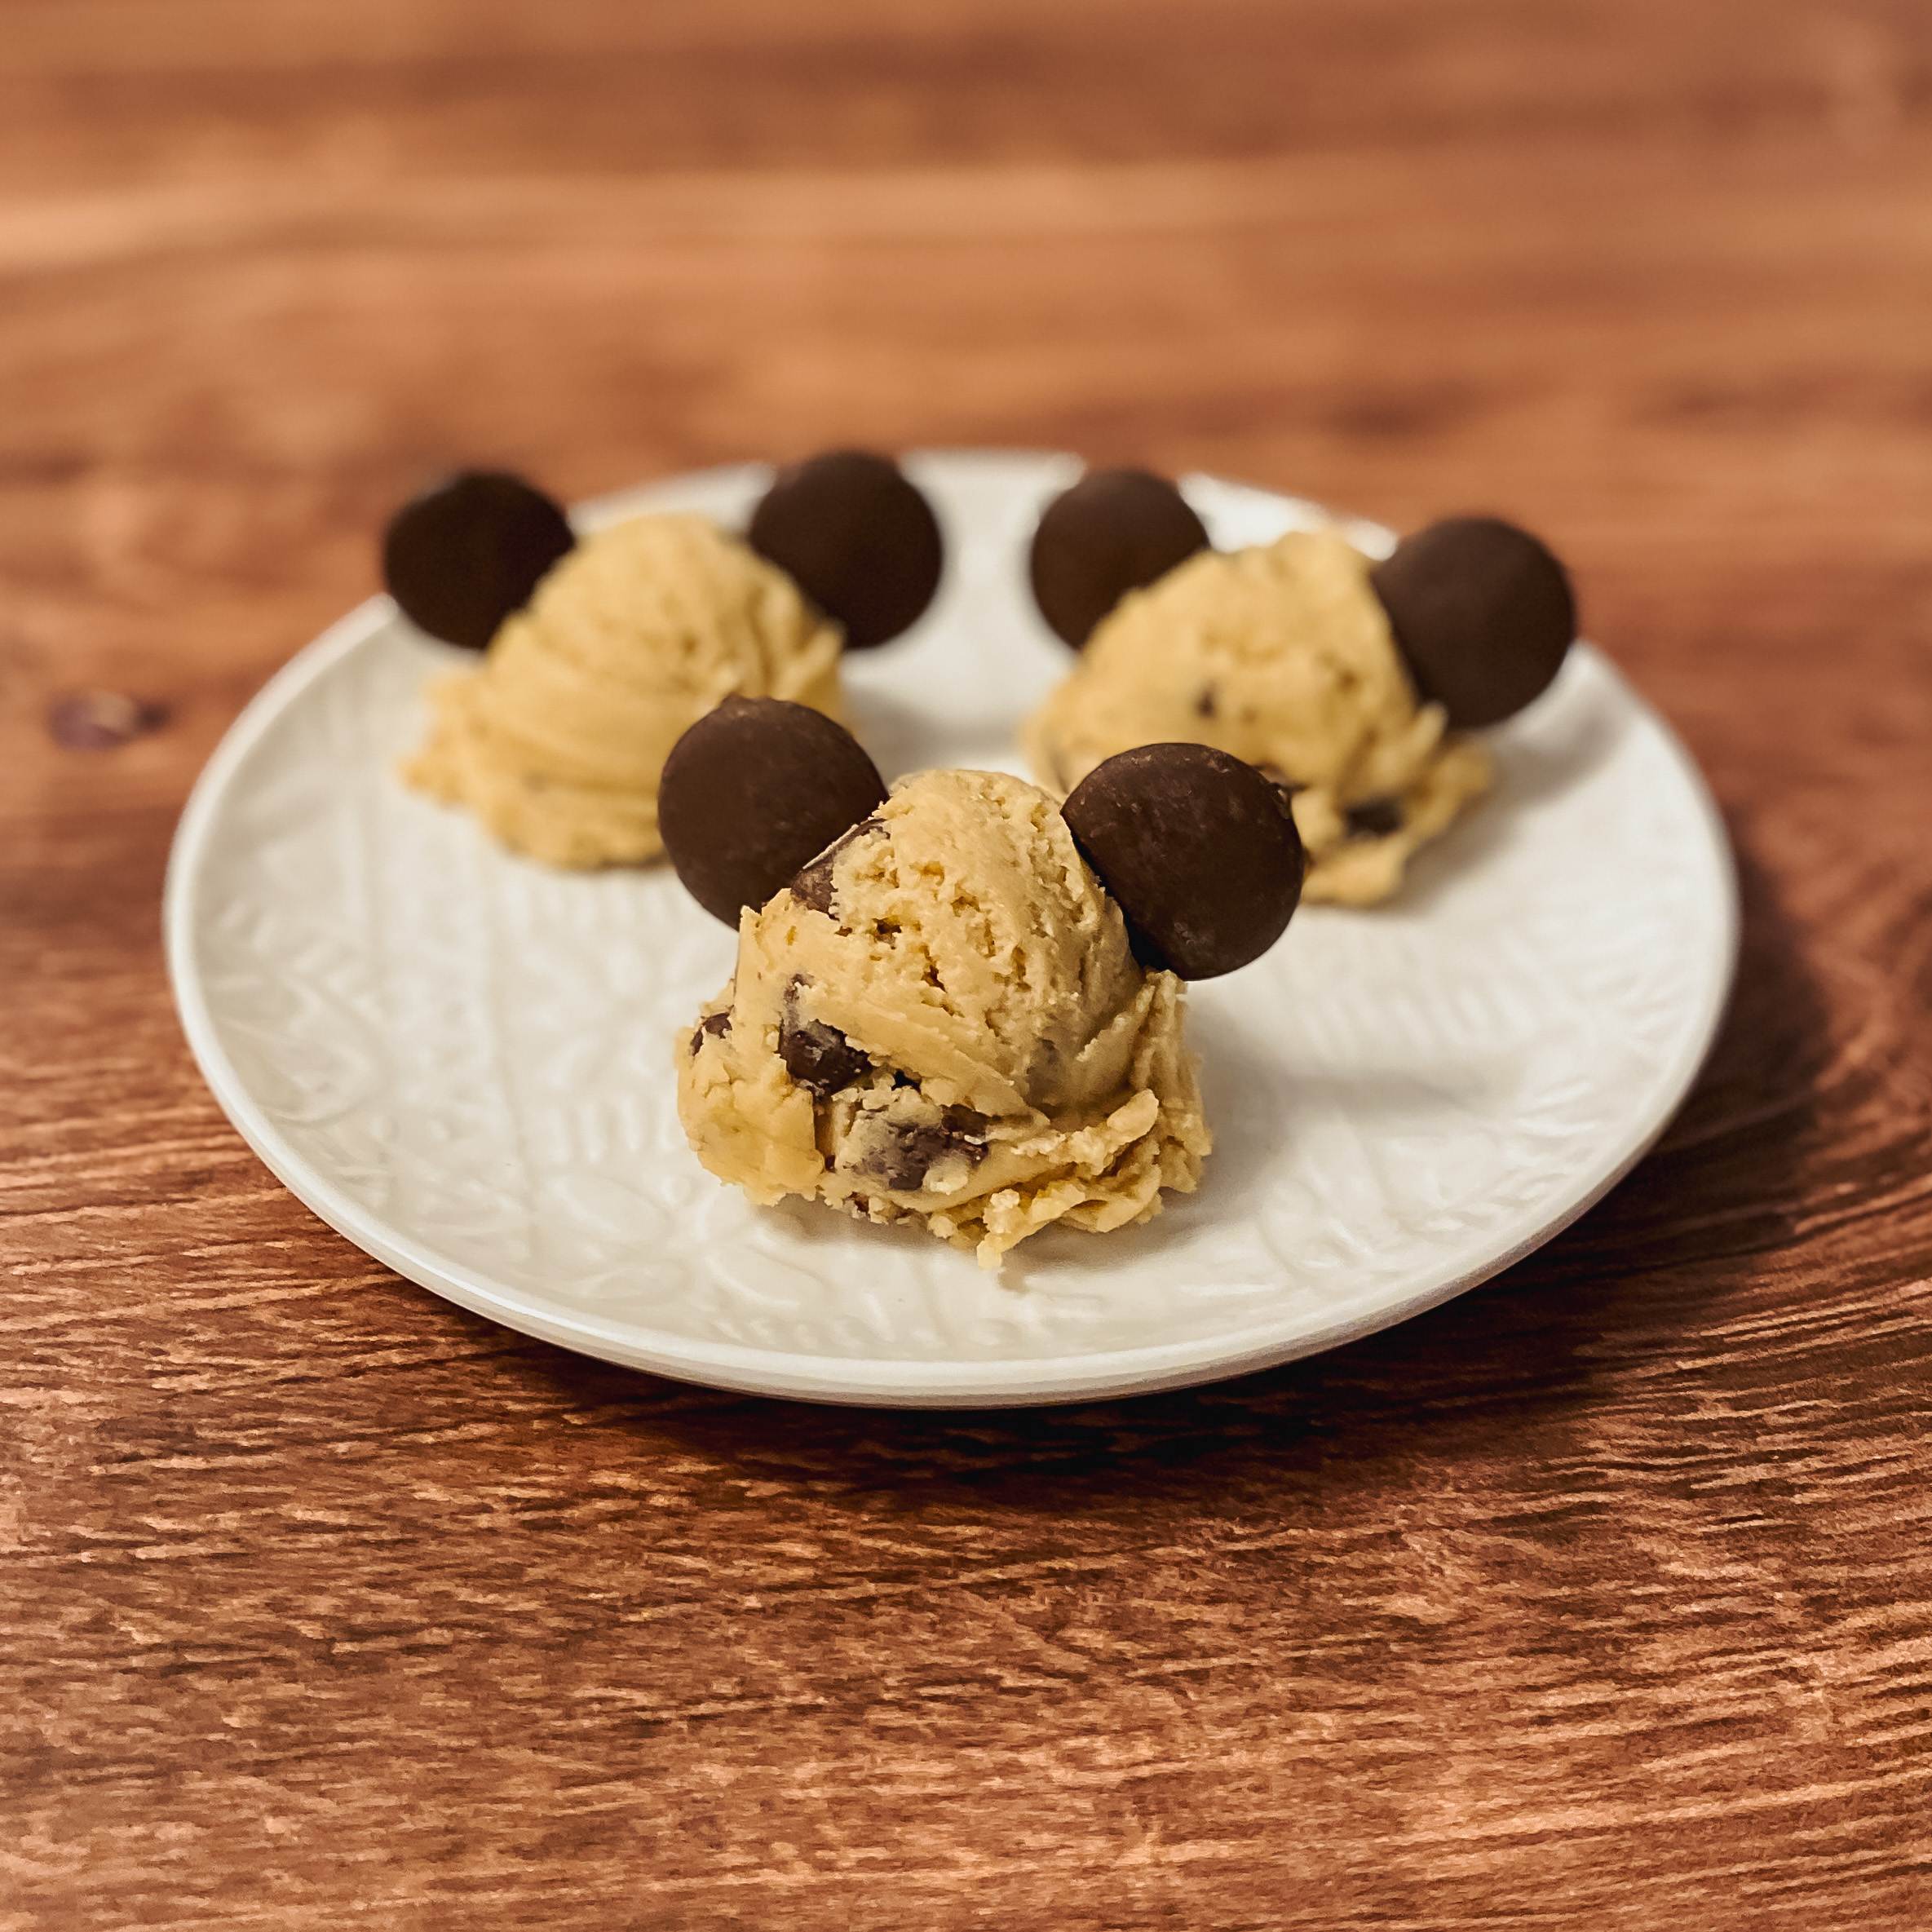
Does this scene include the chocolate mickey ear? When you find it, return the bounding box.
[1369,516,1576,729]
[659,696,889,925]
[382,470,576,650]
[1029,467,1211,650]
[1062,744,1304,979]
[747,450,944,650]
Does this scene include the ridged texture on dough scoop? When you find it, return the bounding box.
[1023,525,1492,905]
[405,512,842,868]
[678,768,1209,1267]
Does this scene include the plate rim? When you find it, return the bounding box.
[164,454,1740,1408]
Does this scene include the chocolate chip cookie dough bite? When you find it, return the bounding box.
[393,452,943,869]
[663,703,1302,1268]
[1021,468,1576,908]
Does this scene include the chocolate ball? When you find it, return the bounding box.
[1028,468,1210,649]
[747,450,944,649]
[1369,516,1576,728]
[382,471,576,650]
[658,697,889,925]
[1063,743,1304,980]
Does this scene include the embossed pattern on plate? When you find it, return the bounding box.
[165,453,1738,1405]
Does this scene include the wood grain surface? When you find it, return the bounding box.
[4,2,1931,1925]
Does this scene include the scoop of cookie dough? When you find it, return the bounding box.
[403,513,842,868]
[1021,525,1492,906]
[678,767,1209,1268]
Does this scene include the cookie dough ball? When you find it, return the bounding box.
[1021,526,1492,907]
[678,768,1210,1267]
[403,514,842,868]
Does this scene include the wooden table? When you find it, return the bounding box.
[5,3,1930,1924]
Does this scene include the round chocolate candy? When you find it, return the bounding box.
[1062,743,1304,980]
[1028,467,1210,649]
[747,450,944,649]
[382,470,576,650]
[658,696,889,925]
[1369,516,1576,729]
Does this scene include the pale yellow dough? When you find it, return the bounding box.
[403,512,842,868]
[677,768,1210,1268]
[1022,525,1492,906]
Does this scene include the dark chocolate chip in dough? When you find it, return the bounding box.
[789,863,834,919]
[1345,796,1404,840]
[688,1010,732,1057]
[780,1019,869,1096]
[659,697,889,925]
[860,1111,990,1193]
[1369,516,1576,728]
[382,470,575,650]
[1028,468,1210,649]
[789,816,886,918]
[748,450,944,649]
[1063,742,1304,980]
[779,980,870,1095]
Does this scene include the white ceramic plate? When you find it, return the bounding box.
[166,452,1737,1408]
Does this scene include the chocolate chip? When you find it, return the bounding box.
[1196,687,1217,718]
[659,697,890,925]
[46,692,164,749]
[688,1010,732,1056]
[1370,516,1575,728]
[780,980,870,1095]
[1063,742,1304,980]
[748,450,944,650]
[781,1021,867,1094]
[382,470,576,650]
[789,816,885,918]
[1345,796,1404,839]
[860,1111,989,1192]
[789,866,834,919]
[1028,468,1210,649]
